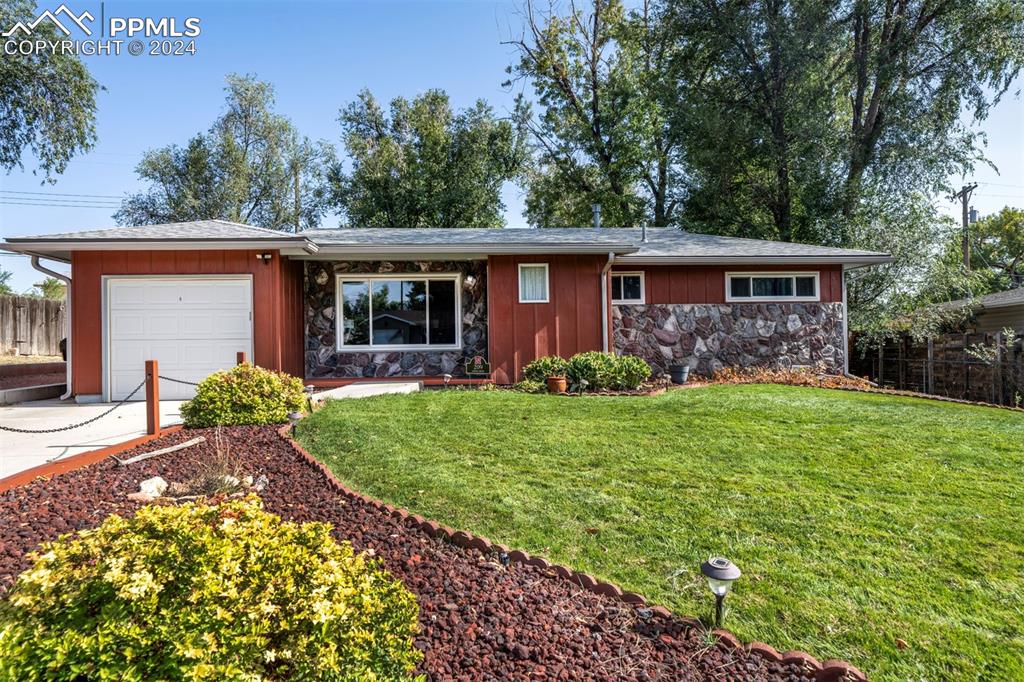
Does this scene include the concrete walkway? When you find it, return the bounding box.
[311,381,421,404]
[0,399,185,479]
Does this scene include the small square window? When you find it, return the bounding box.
[518,264,549,303]
[611,272,644,304]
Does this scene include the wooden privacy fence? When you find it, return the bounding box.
[851,332,1024,407]
[0,295,66,356]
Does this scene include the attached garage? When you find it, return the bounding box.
[105,276,254,400]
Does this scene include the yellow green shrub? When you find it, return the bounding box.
[180,363,305,427]
[0,498,422,681]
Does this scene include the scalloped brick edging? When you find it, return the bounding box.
[278,425,867,681]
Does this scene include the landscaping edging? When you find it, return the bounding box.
[281,425,867,681]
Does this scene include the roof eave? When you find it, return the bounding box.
[618,254,893,266]
[310,244,638,256]
[2,239,313,252]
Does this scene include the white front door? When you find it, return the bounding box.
[106,277,254,401]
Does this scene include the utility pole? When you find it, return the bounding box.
[952,183,977,270]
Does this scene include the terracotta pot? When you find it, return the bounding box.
[546,376,568,393]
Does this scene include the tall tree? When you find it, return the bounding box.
[670,0,1024,244]
[508,0,682,227]
[0,0,100,179]
[331,89,528,227]
[117,75,333,231]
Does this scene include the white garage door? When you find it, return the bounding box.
[107,277,254,401]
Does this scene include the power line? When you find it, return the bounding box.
[977,181,1024,189]
[0,190,123,199]
[0,196,120,205]
[0,200,120,209]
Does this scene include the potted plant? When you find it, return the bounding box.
[668,364,690,385]
[546,374,568,393]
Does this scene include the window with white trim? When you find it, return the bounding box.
[725,272,819,302]
[337,274,461,350]
[611,272,645,304]
[518,263,549,303]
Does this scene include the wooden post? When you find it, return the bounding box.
[926,338,934,395]
[995,331,1004,406]
[145,359,159,436]
[877,344,884,386]
[236,351,247,366]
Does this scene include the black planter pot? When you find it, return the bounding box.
[668,365,690,385]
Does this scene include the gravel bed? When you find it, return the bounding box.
[0,426,814,681]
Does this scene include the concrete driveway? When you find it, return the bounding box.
[0,399,185,479]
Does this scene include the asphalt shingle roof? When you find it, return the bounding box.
[939,287,1024,310]
[7,220,303,242]
[3,222,890,261]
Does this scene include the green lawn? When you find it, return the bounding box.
[298,385,1024,680]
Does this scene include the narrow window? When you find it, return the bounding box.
[518,264,549,303]
[726,273,819,301]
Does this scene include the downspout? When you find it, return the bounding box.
[841,264,849,375]
[601,251,615,352]
[30,256,72,400]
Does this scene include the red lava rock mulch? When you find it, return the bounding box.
[0,372,66,390]
[2,426,836,681]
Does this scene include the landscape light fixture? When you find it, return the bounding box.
[287,411,304,437]
[700,556,741,628]
[443,373,453,387]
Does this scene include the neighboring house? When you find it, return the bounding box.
[937,288,1024,335]
[0,221,891,401]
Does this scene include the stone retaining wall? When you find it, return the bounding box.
[614,303,844,376]
[305,260,488,378]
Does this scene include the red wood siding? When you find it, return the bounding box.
[637,264,843,304]
[488,254,607,383]
[70,250,294,397]
[280,258,305,377]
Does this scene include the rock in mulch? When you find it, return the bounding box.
[0,426,813,681]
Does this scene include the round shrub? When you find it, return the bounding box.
[512,378,546,393]
[523,355,568,382]
[180,363,305,427]
[610,354,652,390]
[0,498,422,682]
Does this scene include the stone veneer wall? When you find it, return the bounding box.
[305,260,487,378]
[613,302,844,377]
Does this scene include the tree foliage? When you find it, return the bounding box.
[116,75,333,230]
[970,206,1024,288]
[0,268,13,296]
[508,0,682,227]
[330,89,528,227]
[670,0,1024,245]
[32,277,66,299]
[0,0,100,180]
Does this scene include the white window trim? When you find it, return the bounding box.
[611,271,646,304]
[335,272,463,352]
[518,263,550,303]
[725,271,820,302]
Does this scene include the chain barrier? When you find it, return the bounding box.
[158,375,199,387]
[0,379,147,434]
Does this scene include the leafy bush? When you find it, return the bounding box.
[513,378,546,394]
[565,351,618,390]
[523,355,568,382]
[609,354,652,390]
[181,363,305,427]
[0,498,422,681]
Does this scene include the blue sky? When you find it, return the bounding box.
[1,0,1022,292]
